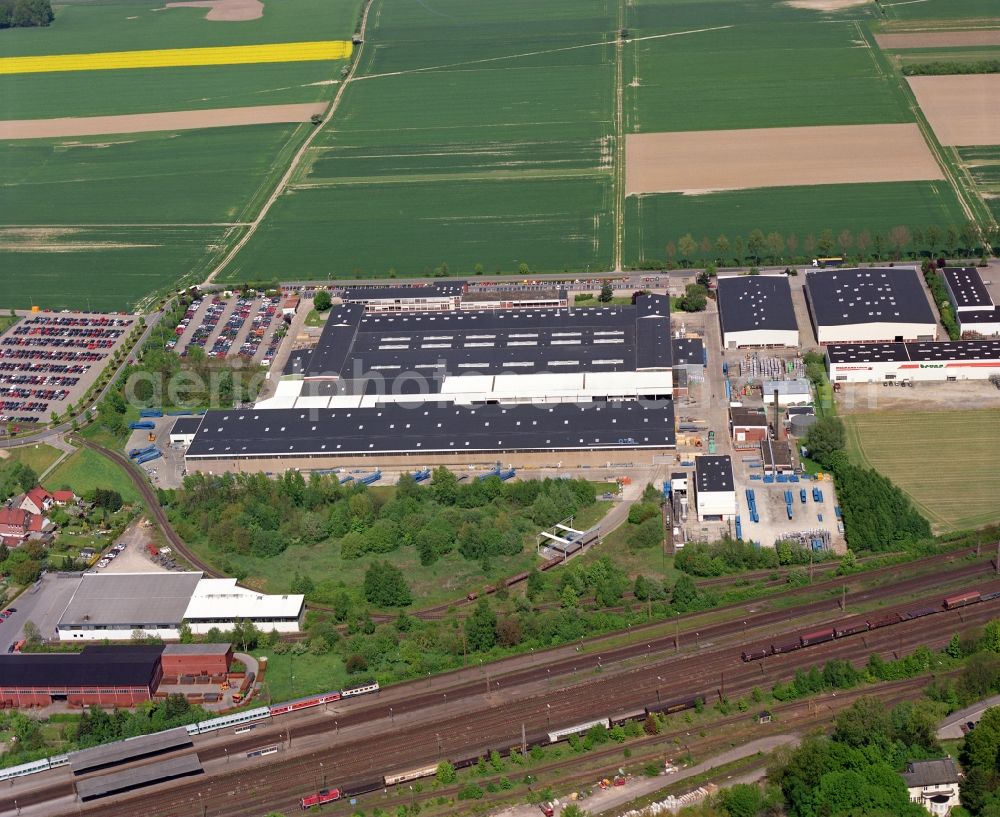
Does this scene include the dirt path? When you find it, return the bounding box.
[491,735,800,817]
[0,103,327,140]
[203,2,373,284]
[613,0,625,272]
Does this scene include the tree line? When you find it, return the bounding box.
[903,59,1000,76]
[804,415,931,550]
[0,0,53,28]
[644,222,994,270]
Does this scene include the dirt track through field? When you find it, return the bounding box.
[625,123,943,194]
[907,75,1000,146]
[0,103,326,139]
[876,29,1000,48]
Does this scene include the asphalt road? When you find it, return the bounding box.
[937,693,1000,740]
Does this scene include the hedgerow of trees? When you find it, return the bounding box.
[644,221,994,270]
[903,59,1000,76]
[0,0,53,28]
[804,417,930,550]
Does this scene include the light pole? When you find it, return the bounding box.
[389,706,394,723]
[546,703,551,727]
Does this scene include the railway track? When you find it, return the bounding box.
[75,438,223,578]
[18,590,1000,817]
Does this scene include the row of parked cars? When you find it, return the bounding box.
[92,542,127,571]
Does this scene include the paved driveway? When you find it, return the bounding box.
[1,572,82,650]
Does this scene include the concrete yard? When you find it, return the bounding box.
[0,572,82,651]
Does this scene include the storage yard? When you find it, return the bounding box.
[0,311,136,426]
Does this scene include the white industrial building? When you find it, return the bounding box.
[694,455,738,521]
[762,379,812,406]
[804,267,937,344]
[716,275,799,348]
[56,573,304,641]
[168,416,204,447]
[826,340,1000,383]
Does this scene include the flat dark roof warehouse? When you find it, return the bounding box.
[187,401,677,460]
[717,275,798,334]
[804,267,935,327]
[298,295,674,384]
[943,267,992,310]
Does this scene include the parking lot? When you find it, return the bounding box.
[1,573,83,651]
[168,292,287,366]
[0,311,136,427]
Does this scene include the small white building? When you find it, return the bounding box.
[805,267,937,344]
[826,340,1000,383]
[57,573,304,641]
[901,758,961,816]
[716,275,799,348]
[958,307,1000,339]
[694,455,737,521]
[168,416,204,447]
[762,379,812,406]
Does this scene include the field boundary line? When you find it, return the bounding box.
[613,0,626,272]
[861,22,994,234]
[352,25,734,83]
[203,0,375,284]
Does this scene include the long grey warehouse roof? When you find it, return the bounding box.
[59,573,202,628]
[826,340,1000,363]
[695,455,734,493]
[187,401,676,459]
[336,282,466,300]
[299,295,672,382]
[717,275,798,333]
[805,268,935,326]
[943,267,992,310]
[0,645,163,689]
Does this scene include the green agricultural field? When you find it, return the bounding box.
[843,409,1000,532]
[1,124,309,225]
[880,0,1000,21]
[221,0,618,282]
[0,0,362,57]
[224,176,613,280]
[959,146,1000,221]
[46,448,141,504]
[623,181,968,267]
[0,62,344,120]
[626,17,912,133]
[0,226,233,310]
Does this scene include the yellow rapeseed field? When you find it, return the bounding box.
[0,40,352,74]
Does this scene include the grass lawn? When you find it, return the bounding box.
[46,448,141,505]
[303,308,326,328]
[1,442,62,476]
[879,0,999,21]
[0,314,18,334]
[258,649,348,702]
[843,409,1000,532]
[959,146,1000,221]
[578,520,678,585]
[623,181,968,267]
